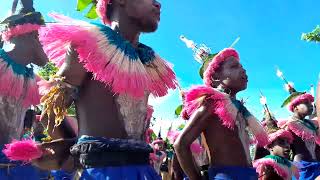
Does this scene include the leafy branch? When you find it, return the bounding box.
[302,25,320,43]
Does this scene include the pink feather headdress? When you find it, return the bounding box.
[288,93,314,112]
[267,129,294,146]
[1,24,42,42]
[1,10,44,42]
[203,48,240,87]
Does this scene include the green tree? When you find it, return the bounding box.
[37,62,58,81]
[302,25,320,43]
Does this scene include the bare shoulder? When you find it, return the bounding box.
[57,46,87,86]
[187,104,213,128]
[179,104,215,142]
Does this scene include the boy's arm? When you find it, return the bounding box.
[259,165,268,180]
[260,165,279,180]
[34,47,87,170]
[171,153,184,180]
[41,46,86,139]
[174,105,211,180]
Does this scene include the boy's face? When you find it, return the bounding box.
[124,0,161,32]
[270,138,291,159]
[294,101,313,116]
[218,57,248,92]
[154,143,164,151]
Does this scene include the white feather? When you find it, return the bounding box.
[276,68,283,78]
[260,96,267,105]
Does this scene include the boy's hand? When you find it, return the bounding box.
[32,138,76,170]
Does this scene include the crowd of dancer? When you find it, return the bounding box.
[0,0,319,180]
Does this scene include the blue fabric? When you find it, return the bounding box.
[0,164,41,180]
[76,136,159,179]
[51,170,75,180]
[0,145,41,180]
[208,166,257,180]
[294,160,320,180]
[37,169,51,179]
[80,165,161,180]
[76,136,152,152]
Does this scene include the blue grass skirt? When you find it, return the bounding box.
[51,170,75,180]
[208,166,257,180]
[80,165,161,180]
[293,160,320,180]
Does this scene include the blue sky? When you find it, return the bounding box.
[1,0,319,130]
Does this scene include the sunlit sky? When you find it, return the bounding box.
[1,0,319,133]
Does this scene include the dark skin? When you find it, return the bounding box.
[260,166,283,180]
[283,102,320,162]
[254,116,276,160]
[269,138,291,159]
[33,0,162,170]
[6,32,48,66]
[254,146,270,160]
[260,138,291,180]
[174,57,249,180]
[0,31,47,145]
[171,152,184,180]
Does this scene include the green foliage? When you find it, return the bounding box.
[76,0,93,11]
[281,92,305,108]
[151,131,157,142]
[37,62,58,81]
[38,62,76,116]
[67,103,76,116]
[302,25,320,43]
[174,104,183,116]
[165,138,174,151]
[76,0,99,19]
[177,124,185,131]
[199,53,218,79]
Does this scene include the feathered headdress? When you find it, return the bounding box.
[180,35,240,80]
[259,92,293,146]
[276,67,314,112]
[1,0,44,42]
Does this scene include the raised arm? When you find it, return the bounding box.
[174,105,211,180]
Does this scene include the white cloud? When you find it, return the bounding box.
[148,89,177,106]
